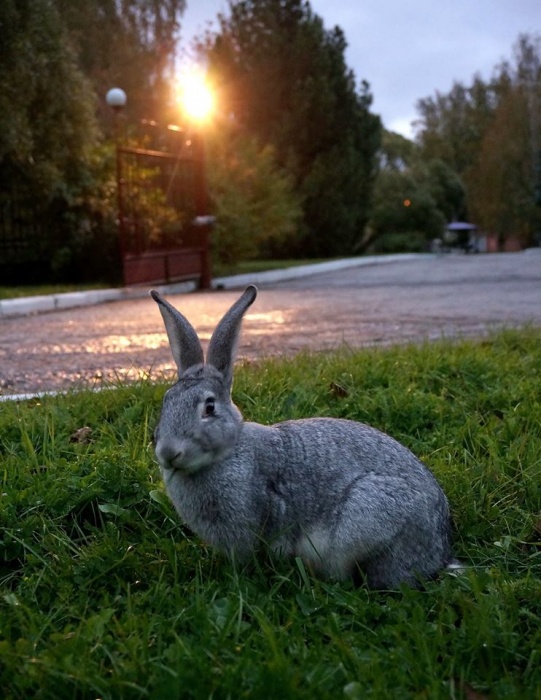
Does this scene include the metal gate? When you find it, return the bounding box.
[116,128,211,287]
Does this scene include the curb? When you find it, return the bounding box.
[0,281,196,319]
[211,253,426,289]
[0,253,429,319]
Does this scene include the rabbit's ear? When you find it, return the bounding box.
[150,290,204,375]
[207,285,257,389]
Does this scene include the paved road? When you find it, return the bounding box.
[1,252,540,397]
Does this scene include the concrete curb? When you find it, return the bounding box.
[211,253,427,289]
[0,253,429,318]
[0,281,196,319]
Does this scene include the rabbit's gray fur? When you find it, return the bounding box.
[151,285,455,589]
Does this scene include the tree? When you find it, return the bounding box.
[467,35,541,246]
[360,131,465,253]
[377,130,417,172]
[208,132,303,263]
[198,0,381,257]
[0,0,106,282]
[412,158,466,223]
[414,33,541,248]
[52,0,186,127]
[415,76,496,175]
[468,83,533,245]
[366,169,446,253]
[0,0,98,197]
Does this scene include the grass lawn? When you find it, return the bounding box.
[0,283,113,301]
[212,258,333,278]
[1,329,540,699]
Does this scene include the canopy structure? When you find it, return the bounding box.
[446,221,477,231]
[442,221,480,252]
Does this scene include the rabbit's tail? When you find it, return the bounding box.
[445,558,467,576]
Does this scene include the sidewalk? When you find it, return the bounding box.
[0,253,426,318]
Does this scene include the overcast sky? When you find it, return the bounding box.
[178,0,540,139]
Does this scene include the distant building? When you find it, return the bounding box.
[484,233,524,253]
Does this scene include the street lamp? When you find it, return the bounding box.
[177,70,215,124]
[105,87,127,112]
[105,80,215,288]
[106,88,127,269]
[177,69,216,288]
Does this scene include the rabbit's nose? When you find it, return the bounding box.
[155,440,185,470]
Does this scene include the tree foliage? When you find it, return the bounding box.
[467,85,532,242]
[0,0,113,283]
[198,0,381,257]
[208,131,302,263]
[368,170,444,253]
[53,0,186,125]
[412,158,466,223]
[415,33,541,247]
[0,0,98,198]
[362,131,465,253]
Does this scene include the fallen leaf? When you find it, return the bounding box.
[69,426,93,444]
[329,381,349,398]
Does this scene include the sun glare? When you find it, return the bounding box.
[178,70,215,123]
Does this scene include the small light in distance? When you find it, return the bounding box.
[403,199,412,207]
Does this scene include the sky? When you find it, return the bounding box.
[177,0,540,139]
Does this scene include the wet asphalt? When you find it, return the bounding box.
[1,251,540,398]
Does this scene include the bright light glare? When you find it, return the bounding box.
[178,70,215,122]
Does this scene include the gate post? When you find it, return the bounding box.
[192,130,212,289]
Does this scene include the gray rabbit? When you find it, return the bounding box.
[151,285,457,588]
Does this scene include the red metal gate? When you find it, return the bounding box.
[116,128,211,287]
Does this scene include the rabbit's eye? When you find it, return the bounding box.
[203,398,215,417]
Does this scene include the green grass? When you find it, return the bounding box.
[1,329,540,699]
[212,258,333,278]
[0,283,113,300]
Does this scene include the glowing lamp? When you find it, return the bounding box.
[178,70,215,123]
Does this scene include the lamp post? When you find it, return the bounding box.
[178,70,216,288]
[105,88,127,262]
[190,130,214,289]
[105,87,127,112]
